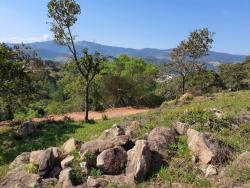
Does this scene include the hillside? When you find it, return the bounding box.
[0,90,249,187]
[8,41,246,64]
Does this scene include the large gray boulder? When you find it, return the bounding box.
[96,146,127,175]
[0,165,40,188]
[147,127,176,158]
[187,129,232,165]
[30,148,55,176]
[57,168,74,188]
[9,152,30,169]
[126,140,151,182]
[80,135,130,156]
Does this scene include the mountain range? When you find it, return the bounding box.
[9,40,247,65]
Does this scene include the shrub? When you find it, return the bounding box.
[70,169,85,186]
[90,168,103,177]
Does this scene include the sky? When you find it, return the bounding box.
[0,0,249,55]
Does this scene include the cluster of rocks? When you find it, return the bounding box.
[1,110,249,188]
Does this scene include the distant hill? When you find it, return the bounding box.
[8,40,246,65]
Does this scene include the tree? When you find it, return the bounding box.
[170,28,214,94]
[48,0,106,121]
[0,44,33,120]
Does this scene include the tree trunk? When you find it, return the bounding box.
[84,82,90,122]
[182,76,186,94]
[6,104,14,120]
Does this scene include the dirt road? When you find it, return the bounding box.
[32,107,152,122]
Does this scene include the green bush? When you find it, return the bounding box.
[70,169,85,186]
[90,168,103,177]
[24,163,38,173]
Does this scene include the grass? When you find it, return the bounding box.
[0,90,250,186]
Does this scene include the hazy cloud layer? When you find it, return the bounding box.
[0,34,51,43]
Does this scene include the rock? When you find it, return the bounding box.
[87,175,131,188]
[232,151,250,169]
[99,124,125,140]
[35,178,58,188]
[80,135,130,156]
[0,165,40,188]
[38,148,55,176]
[9,152,30,169]
[79,161,89,174]
[148,127,176,158]
[51,147,60,159]
[126,140,151,182]
[187,129,215,165]
[48,166,62,178]
[30,150,45,165]
[20,121,35,137]
[97,146,127,175]
[205,164,217,177]
[63,138,80,154]
[173,121,190,135]
[87,176,108,188]
[210,108,224,118]
[178,93,193,104]
[187,129,232,165]
[57,168,74,188]
[231,112,250,129]
[61,155,74,169]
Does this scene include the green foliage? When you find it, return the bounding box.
[84,151,96,162]
[24,163,38,173]
[90,168,103,177]
[70,169,85,186]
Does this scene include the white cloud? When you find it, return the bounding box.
[0,34,51,43]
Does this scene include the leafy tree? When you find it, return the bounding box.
[98,55,161,107]
[170,28,214,94]
[219,62,249,91]
[187,70,223,95]
[0,43,33,120]
[48,0,106,121]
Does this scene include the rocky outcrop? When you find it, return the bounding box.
[187,129,215,164]
[187,129,232,165]
[80,135,130,156]
[0,165,40,188]
[148,127,176,158]
[97,146,127,175]
[126,140,151,183]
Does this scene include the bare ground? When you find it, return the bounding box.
[32,107,152,122]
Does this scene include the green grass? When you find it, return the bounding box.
[0,90,250,186]
[0,119,119,178]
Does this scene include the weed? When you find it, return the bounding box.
[90,168,103,177]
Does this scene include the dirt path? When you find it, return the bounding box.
[32,107,152,122]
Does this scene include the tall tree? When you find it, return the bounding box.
[0,44,33,120]
[170,28,214,94]
[47,0,106,121]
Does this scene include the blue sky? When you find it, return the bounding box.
[0,0,249,55]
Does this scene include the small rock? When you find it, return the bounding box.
[20,121,35,137]
[210,108,224,118]
[57,168,74,188]
[61,155,74,169]
[63,138,79,154]
[79,162,89,174]
[126,140,151,182]
[99,124,125,140]
[97,146,127,175]
[205,164,217,177]
[173,121,190,135]
[87,176,108,187]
